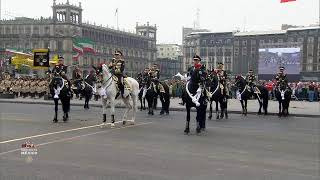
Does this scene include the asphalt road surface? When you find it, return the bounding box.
[0,103,319,180]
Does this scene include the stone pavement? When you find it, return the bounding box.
[0,97,319,117]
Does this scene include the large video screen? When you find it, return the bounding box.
[258,48,301,75]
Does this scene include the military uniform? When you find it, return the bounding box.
[109,50,125,96]
[275,67,288,88]
[245,70,259,93]
[187,55,207,130]
[215,63,228,96]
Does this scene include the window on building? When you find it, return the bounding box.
[306,65,313,72]
[33,26,39,35]
[308,37,314,43]
[5,27,11,34]
[242,40,247,46]
[251,40,256,45]
[25,26,31,34]
[298,38,304,42]
[57,41,63,51]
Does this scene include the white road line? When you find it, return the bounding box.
[0,121,124,144]
[0,122,152,156]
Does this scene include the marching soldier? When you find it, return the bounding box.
[109,50,125,97]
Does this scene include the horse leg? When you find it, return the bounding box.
[159,93,165,115]
[62,97,70,122]
[165,94,170,115]
[143,98,146,110]
[216,100,220,119]
[220,98,225,119]
[208,100,213,120]
[278,100,282,117]
[184,106,191,134]
[53,98,58,123]
[196,106,202,134]
[130,94,137,124]
[244,99,248,116]
[102,99,108,124]
[121,97,132,125]
[258,97,262,115]
[110,98,116,127]
[240,100,245,115]
[140,97,143,111]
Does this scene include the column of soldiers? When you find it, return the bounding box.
[0,73,49,98]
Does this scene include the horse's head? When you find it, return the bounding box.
[235,75,245,88]
[92,64,110,83]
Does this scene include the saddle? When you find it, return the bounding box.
[112,76,131,91]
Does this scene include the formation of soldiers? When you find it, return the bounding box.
[0,75,49,98]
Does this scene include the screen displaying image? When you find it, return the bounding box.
[258,48,301,75]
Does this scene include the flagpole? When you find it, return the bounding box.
[117,8,119,30]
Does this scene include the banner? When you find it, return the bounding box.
[33,49,50,67]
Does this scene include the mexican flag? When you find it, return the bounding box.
[73,42,83,54]
[72,52,81,61]
[73,38,95,53]
[280,0,296,3]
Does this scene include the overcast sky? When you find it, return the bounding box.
[1,0,318,44]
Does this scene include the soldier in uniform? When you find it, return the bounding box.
[245,69,258,93]
[186,54,207,130]
[275,66,289,88]
[51,55,72,94]
[108,50,125,97]
[215,62,228,96]
[187,55,207,105]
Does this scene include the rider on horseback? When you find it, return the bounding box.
[215,62,228,96]
[149,64,165,93]
[187,55,207,106]
[51,55,72,96]
[109,50,125,97]
[245,69,260,94]
[275,66,289,89]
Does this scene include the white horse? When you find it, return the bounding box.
[97,64,139,127]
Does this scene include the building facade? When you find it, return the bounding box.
[156,44,182,60]
[0,0,157,77]
[183,32,234,73]
[183,26,320,81]
[156,56,183,79]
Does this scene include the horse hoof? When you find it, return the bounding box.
[196,128,201,134]
[160,111,164,115]
[184,129,190,135]
[53,119,58,123]
[122,121,126,125]
[111,123,115,128]
[208,116,212,120]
